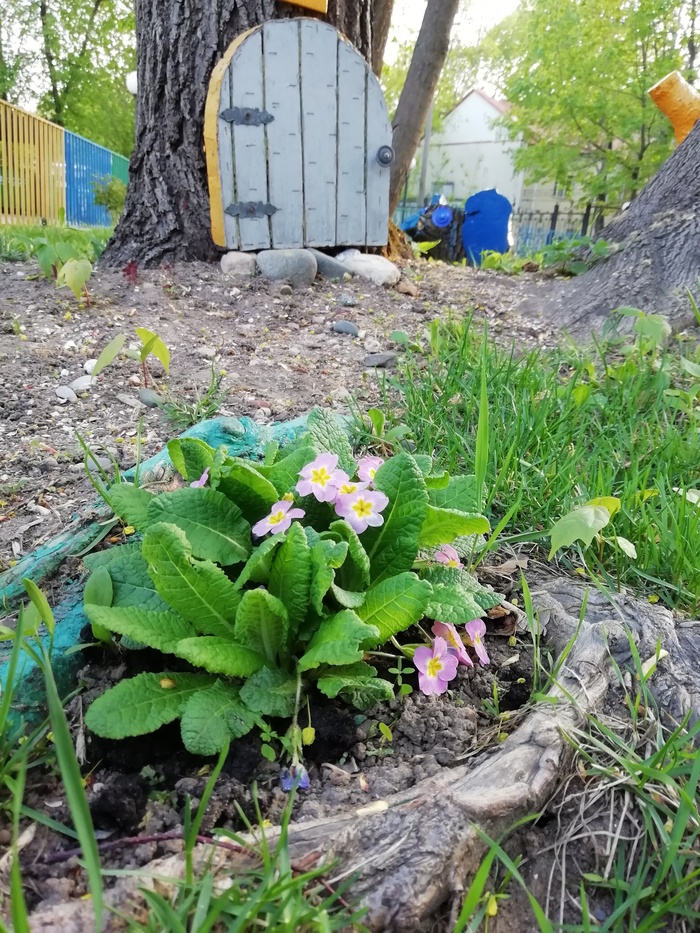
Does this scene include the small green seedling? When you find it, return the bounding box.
[128,327,170,386]
[548,496,637,564]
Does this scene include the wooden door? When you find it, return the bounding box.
[205,19,392,251]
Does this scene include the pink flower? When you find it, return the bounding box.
[434,544,463,569]
[413,637,459,695]
[431,621,473,667]
[252,500,305,537]
[296,453,346,502]
[190,467,210,488]
[331,470,368,499]
[357,456,384,487]
[334,488,389,534]
[465,619,490,666]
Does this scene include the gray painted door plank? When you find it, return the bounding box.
[336,41,367,246]
[300,20,338,247]
[218,62,239,249]
[264,21,304,249]
[231,32,270,250]
[365,69,392,246]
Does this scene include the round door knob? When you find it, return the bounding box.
[377,145,394,166]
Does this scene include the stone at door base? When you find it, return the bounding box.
[364,351,397,368]
[220,251,257,276]
[308,249,352,280]
[338,253,401,287]
[256,249,317,289]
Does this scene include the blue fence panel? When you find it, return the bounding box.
[64,131,112,226]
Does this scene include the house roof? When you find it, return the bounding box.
[443,88,510,119]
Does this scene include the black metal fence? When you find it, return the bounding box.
[512,207,589,256]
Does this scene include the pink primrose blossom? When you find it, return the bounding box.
[190,467,210,488]
[465,619,490,666]
[334,488,389,534]
[252,499,305,537]
[413,637,459,695]
[431,621,473,667]
[357,456,384,487]
[434,544,463,569]
[296,452,346,502]
[331,470,369,499]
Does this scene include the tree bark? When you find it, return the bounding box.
[101,0,371,267]
[387,0,459,215]
[521,120,700,336]
[371,0,393,76]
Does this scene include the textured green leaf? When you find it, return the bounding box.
[548,505,611,559]
[363,453,428,584]
[429,475,481,513]
[240,667,298,717]
[309,539,348,614]
[136,327,170,372]
[297,610,378,672]
[356,572,432,647]
[92,334,126,378]
[217,460,279,521]
[330,583,366,608]
[174,636,266,677]
[425,471,450,489]
[167,438,214,483]
[180,681,257,755]
[83,566,113,608]
[57,258,92,299]
[142,523,240,636]
[424,583,483,624]
[83,541,142,571]
[84,606,196,654]
[85,672,213,738]
[306,408,355,474]
[234,589,289,665]
[422,565,503,611]
[108,483,155,530]
[419,505,490,547]
[233,534,285,589]
[265,446,316,495]
[103,547,169,611]
[412,454,433,476]
[268,522,311,639]
[316,662,393,710]
[146,487,251,565]
[329,521,370,589]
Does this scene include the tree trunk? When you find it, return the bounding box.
[522,120,700,336]
[371,0,394,76]
[101,0,371,267]
[388,0,459,215]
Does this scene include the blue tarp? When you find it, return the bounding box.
[461,189,513,266]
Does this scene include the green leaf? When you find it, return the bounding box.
[330,583,366,608]
[180,682,257,756]
[109,482,155,530]
[548,505,611,559]
[615,536,637,559]
[265,446,316,495]
[82,540,141,570]
[85,672,213,738]
[681,357,700,379]
[429,475,480,512]
[83,566,113,608]
[167,438,214,483]
[297,610,378,672]
[142,523,240,636]
[419,505,489,547]
[586,496,620,518]
[174,637,266,677]
[329,521,370,589]
[268,522,311,639]
[84,606,196,654]
[425,471,450,489]
[101,546,169,611]
[356,572,432,647]
[234,534,285,589]
[412,454,433,476]
[92,334,125,377]
[136,327,170,372]
[367,408,385,436]
[22,579,55,636]
[36,244,57,278]
[421,565,501,621]
[306,408,355,474]
[234,589,289,665]
[57,258,92,300]
[316,663,394,710]
[363,453,428,584]
[240,667,298,717]
[316,661,377,697]
[309,539,348,614]
[217,460,279,520]
[146,487,251,565]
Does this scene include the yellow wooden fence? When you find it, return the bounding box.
[0,100,66,225]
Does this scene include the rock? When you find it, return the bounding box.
[332,320,359,337]
[308,249,352,280]
[335,248,361,262]
[69,374,93,393]
[39,457,59,472]
[84,358,97,374]
[220,251,257,276]
[339,293,357,307]
[338,253,401,287]
[71,455,115,475]
[197,346,217,359]
[364,351,397,368]
[256,249,317,288]
[396,277,420,297]
[116,393,142,409]
[138,388,163,408]
[279,284,293,297]
[128,374,141,386]
[364,338,382,354]
[55,386,77,404]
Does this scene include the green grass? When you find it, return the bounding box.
[383,315,700,612]
[0,224,112,263]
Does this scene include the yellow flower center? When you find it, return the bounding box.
[339,482,357,494]
[282,492,295,502]
[446,630,461,651]
[368,468,376,479]
[426,657,443,678]
[352,498,373,518]
[446,558,459,567]
[268,510,285,525]
[311,466,332,487]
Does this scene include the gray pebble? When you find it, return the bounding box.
[84,359,97,374]
[256,248,317,289]
[279,284,293,297]
[308,249,351,280]
[116,393,142,409]
[55,386,78,404]
[138,388,163,408]
[40,457,59,472]
[364,351,397,368]
[339,293,357,307]
[69,374,93,393]
[364,338,382,354]
[332,320,359,337]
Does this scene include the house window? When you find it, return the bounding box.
[552,181,567,199]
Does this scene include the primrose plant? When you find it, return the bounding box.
[82,409,502,767]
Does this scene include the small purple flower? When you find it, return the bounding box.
[251,499,305,537]
[413,636,459,695]
[431,621,473,667]
[331,470,368,499]
[296,453,346,502]
[357,456,384,487]
[434,544,463,569]
[280,764,310,792]
[465,619,490,666]
[190,467,210,488]
[334,488,389,534]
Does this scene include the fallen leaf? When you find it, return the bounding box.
[396,278,419,297]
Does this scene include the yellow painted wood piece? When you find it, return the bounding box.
[649,71,700,144]
[279,0,328,11]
